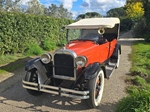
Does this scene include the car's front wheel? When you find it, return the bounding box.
[25,69,43,96]
[87,68,104,108]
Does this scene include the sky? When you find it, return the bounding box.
[20,0,126,19]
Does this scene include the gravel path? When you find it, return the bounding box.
[0,32,136,112]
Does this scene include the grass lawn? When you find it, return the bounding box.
[130,41,150,76]
[116,40,150,112]
[0,47,55,75]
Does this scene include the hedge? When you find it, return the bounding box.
[0,12,73,55]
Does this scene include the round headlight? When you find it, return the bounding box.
[40,53,52,64]
[75,56,87,67]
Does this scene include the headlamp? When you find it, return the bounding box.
[75,56,87,67]
[40,53,52,64]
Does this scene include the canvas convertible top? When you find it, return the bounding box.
[65,17,120,29]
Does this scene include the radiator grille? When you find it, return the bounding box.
[54,54,74,77]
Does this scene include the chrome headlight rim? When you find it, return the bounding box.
[40,53,52,64]
[75,56,87,67]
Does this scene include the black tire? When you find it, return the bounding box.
[116,50,120,69]
[25,69,42,96]
[87,68,104,108]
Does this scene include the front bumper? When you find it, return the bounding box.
[22,80,89,99]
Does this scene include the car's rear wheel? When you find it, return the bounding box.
[116,50,121,68]
[25,69,42,96]
[87,68,104,108]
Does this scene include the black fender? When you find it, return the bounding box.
[25,58,50,84]
[84,62,104,80]
[25,57,40,71]
[72,62,106,88]
[111,44,121,59]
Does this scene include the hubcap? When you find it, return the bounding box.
[95,75,101,99]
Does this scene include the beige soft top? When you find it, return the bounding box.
[65,17,120,29]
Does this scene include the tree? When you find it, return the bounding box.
[76,14,85,20]
[10,0,22,12]
[85,12,101,18]
[45,4,57,16]
[107,7,126,18]
[142,0,150,24]
[26,0,44,15]
[45,4,72,19]
[142,0,150,41]
[0,0,21,12]
[0,0,4,11]
[126,1,144,21]
[76,12,101,20]
[126,0,143,3]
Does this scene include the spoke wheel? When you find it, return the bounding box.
[25,69,42,96]
[87,68,104,108]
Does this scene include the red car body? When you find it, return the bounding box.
[66,39,117,65]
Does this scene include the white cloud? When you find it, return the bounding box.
[60,0,77,11]
[72,11,78,18]
[82,0,90,7]
[81,0,126,15]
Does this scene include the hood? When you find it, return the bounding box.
[65,40,97,56]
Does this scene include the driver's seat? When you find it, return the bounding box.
[98,35,107,44]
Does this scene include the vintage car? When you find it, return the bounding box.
[22,17,121,108]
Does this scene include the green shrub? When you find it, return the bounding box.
[25,44,43,55]
[41,38,57,51]
[0,12,74,55]
[120,18,133,31]
[144,34,150,42]
[133,18,146,38]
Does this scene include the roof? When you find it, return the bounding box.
[65,17,120,29]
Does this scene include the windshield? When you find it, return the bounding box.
[67,29,100,42]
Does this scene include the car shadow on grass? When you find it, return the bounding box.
[0,57,32,74]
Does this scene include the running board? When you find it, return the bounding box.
[106,61,116,78]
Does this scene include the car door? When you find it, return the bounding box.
[98,42,110,63]
[108,39,117,57]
